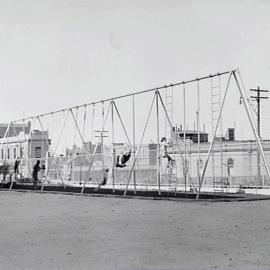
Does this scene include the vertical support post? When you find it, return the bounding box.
[111,100,115,192]
[111,100,133,192]
[71,106,100,165]
[233,72,270,184]
[132,95,136,194]
[25,118,37,180]
[156,91,161,195]
[10,123,16,188]
[219,76,224,181]
[197,79,201,188]
[81,102,111,194]
[80,106,87,184]
[37,116,66,189]
[71,155,75,183]
[158,92,193,192]
[157,92,195,191]
[83,105,87,140]
[71,108,78,183]
[124,94,156,196]
[41,110,70,190]
[4,123,13,187]
[111,100,134,192]
[257,88,261,179]
[196,72,233,199]
[91,104,95,143]
[183,84,187,191]
[9,122,24,190]
[101,101,105,185]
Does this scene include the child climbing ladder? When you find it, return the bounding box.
[160,137,175,168]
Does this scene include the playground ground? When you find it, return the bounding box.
[1,191,270,270]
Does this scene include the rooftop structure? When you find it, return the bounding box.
[0,122,31,138]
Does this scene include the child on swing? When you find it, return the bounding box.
[116,149,132,168]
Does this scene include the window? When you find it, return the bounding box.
[14,148,17,159]
[7,149,10,159]
[20,148,23,158]
[35,147,41,158]
[1,149,3,159]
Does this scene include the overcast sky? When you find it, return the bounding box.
[1,0,270,139]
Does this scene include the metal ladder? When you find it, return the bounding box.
[165,162,177,191]
[211,76,224,192]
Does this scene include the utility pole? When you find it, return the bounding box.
[250,87,269,182]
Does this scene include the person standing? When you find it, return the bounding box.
[33,160,40,190]
[95,168,109,191]
[13,158,20,181]
[14,158,20,174]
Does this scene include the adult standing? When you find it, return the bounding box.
[13,158,20,181]
[33,160,40,190]
[14,158,20,174]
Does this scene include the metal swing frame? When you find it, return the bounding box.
[2,69,269,198]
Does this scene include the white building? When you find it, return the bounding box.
[0,130,50,179]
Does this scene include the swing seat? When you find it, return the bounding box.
[115,155,129,168]
[116,163,126,168]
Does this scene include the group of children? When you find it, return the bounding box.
[92,136,174,189]
[115,137,174,169]
[12,137,173,189]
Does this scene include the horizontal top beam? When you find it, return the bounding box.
[12,69,236,123]
[250,89,269,92]
[250,96,269,99]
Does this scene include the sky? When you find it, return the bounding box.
[1,0,270,141]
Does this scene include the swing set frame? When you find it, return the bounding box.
[1,69,269,199]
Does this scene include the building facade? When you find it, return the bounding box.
[0,130,50,179]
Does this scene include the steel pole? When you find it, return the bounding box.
[196,72,233,199]
[234,72,270,185]
[197,80,201,189]
[183,84,187,191]
[124,94,156,196]
[81,102,111,193]
[111,101,115,192]
[132,95,136,194]
[156,92,161,195]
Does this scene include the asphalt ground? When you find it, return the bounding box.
[1,190,270,270]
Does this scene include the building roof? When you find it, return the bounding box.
[174,129,208,135]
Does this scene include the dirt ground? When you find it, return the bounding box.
[1,191,270,270]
